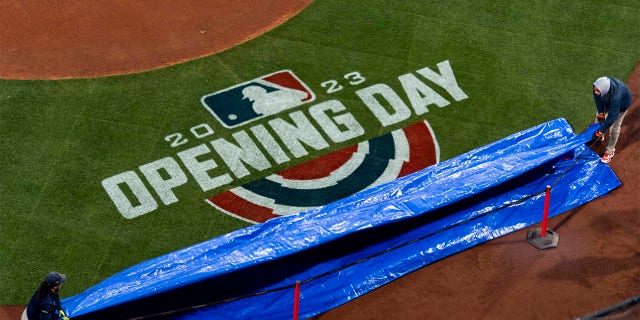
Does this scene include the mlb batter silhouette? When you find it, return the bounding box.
[242,85,309,116]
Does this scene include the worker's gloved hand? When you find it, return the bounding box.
[597,113,605,124]
[58,309,70,320]
[587,130,603,144]
[594,130,603,140]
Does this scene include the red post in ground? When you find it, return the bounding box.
[293,281,301,320]
[540,185,551,237]
[526,185,558,249]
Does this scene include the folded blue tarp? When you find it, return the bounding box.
[63,119,621,319]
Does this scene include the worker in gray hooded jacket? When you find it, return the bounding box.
[591,76,632,163]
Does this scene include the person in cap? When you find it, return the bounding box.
[591,76,633,163]
[26,271,69,320]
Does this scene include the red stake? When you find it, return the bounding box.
[293,281,301,320]
[540,185,551,237]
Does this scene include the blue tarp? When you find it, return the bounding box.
[63,119,621,319]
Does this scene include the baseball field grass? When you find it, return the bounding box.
[1,0,639,309]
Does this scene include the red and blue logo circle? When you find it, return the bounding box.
[207,121,439,223]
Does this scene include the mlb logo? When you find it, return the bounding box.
[201,70,316,128]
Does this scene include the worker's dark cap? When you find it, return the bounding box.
[45,271,67,286]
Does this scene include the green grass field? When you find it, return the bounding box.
[1,0,639,304]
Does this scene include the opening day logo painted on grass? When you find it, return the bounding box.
[101,60,468,222]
